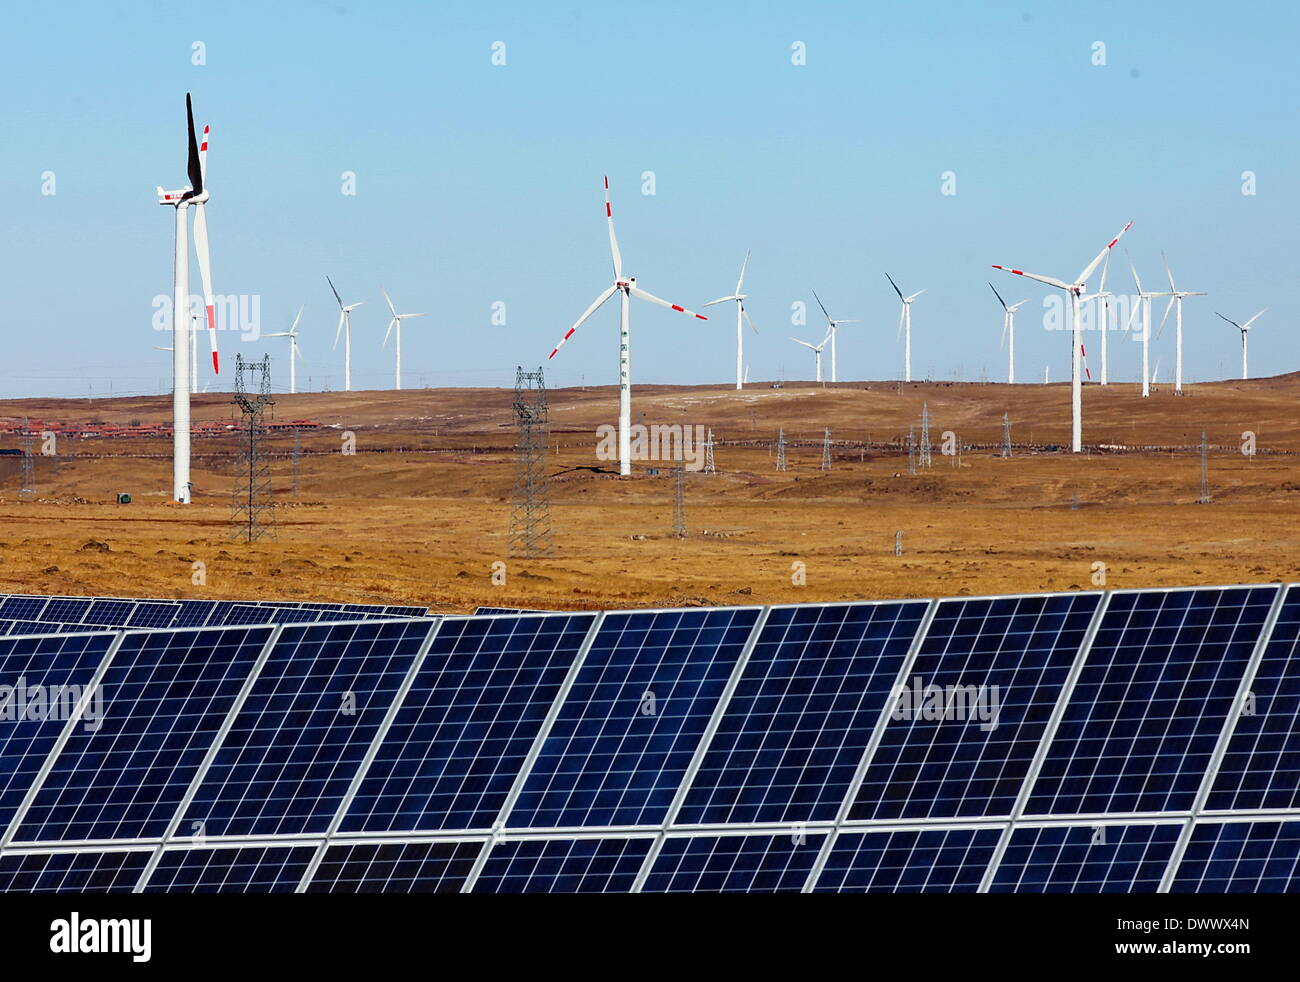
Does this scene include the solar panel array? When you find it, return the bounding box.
[0,585,1296,892]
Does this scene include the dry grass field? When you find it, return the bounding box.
[0,375,1296,613]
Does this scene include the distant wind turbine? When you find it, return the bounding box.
[704,251,758,390]
[1128,252,1174,398]
[1156,252,1206,395]
[791,331,831,384]
[327,276,364,392]
[885,273,924,383]
[1216,310,1266,380]
[811,290,857,383]
[265,306,305,394]
[381,288,428,391]
[988,282,1027,384]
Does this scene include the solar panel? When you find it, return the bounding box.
[220,604,320,625]
[505,607,762,829]
[128,602,183,629]
[339,613,597,834]
[172,600,217,628]
[1206,585,1300,811]
[986,822,1181,893]
[40,598,92,624]
[1168,820,1300,893]
[1025,586,1277,816]
[140,846,317,893]
[852,593,1101,821]
[470,837,652,893]
[84,599,134,626]
[641,832,826,893]
[0,850,150,893]
[0,632,117,839]
[11,626,275,843]
[304,841,481,893]
[180,620,436,838]
[677,601,928,826]
[0,597,48,620]
[474,607,553,615]
[811,827,1001,893]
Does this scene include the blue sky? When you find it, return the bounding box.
[0,0,1293,397]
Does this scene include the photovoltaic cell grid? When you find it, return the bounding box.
[141,846,317,893]
[813,828,1002,893]
[11,627,275,843]
[181,620,436,838]
[642,833,826,893]
[340,613,597,833]
[986,823,1181,893]
[852,592,1101,821]
[0,850,149,893]
[1206,584,1300,811]
[304,841,481,893]
[677,601,927,826]
[471,837,652,893]
[505,607,762,829]
[1168,821,1300,893]
[1024,586,1276,816]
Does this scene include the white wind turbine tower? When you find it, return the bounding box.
[992,221,1132,452]
[547,176,708,476]
[811,290,857,384]
[1156,252,1206,395]
[1083,253,1113,385]
[704,251,758,390]
[381,288,428,391]
[1127,252,1174,399]
[790,331,830,384]
[156,93,221,504]
[988,282,1027,384]
[885,273,924,383]
[265,307,304,394]
[1216,310,1266,379]
[327,276,364,392]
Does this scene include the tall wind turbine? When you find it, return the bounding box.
[265,306,304,394]
[327,276,364,391]
[704,251,758,390]
[988,282,1027,384]
[546,176,708,476]
[1128,253,1174,399]
[1216,310,1266,379]
[156,93,221,503]
[992,221,1132,452]
[885,273,924,383]
[811,290,858,384]
[790,332,830,384]
[381,288,428,391]
[1156,252,1206,395]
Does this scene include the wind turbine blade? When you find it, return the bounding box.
[1127,250,1143,295]
[735,250,750,294]
[1098,250,1110,294]
[1243,309,1267,329]
[604,176,623,280]
[326,276,344,308]
[989,282,1009,311]
[897,305,905,341]
[884,272,905,302]
[548,284,618,359]
[1000,312,1007,349]
[1214,312,1240,329]
[290,305,303,334]
[198,123,209,186]
[991,266,1072,291]
[263,332,291,338]
[834,319,860,325]
[191,202,219,374]
[382,287,398,318]
[742,307,758,334]
[791,338,816,350]
[628,286,708,320]
[906,289,926,302]
[1155,296,1174,340]
[401,312,430,320]
[383,317,396,348]
[1076,221,1133,284]
[704,295,739,307]
[334,309,345,349]
[1162,250,1176,293]
[184,93,202,196]
[811,289,832,323]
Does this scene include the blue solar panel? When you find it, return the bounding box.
[852,593,1100,821]
[506,607,761,829]
[677,601,927,826]
[0,597,47,620]
[12,626,273,843]
[305,841,481,893]
[40,599,91,623]
[1169,821,1300,893]
[127,602,182,628]
[642,832,826,893]
[172,600,217,628]
[1207,586,1300,811]
[84,599,134,626]
[812,827,1001,893]
[141,846,317,893]
[987,823,1180,892]
[471,837,652,893]
[0,850,150,892]
[1025,587,1276,816]
[181,620,435,838]
[0,633,117,838]
[340,613,597,834]
[3,621,85,636]
[220,604,317,625]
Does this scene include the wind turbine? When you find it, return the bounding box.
[791,331,831,384]
[265,307,304,394]
[1084,253,1114,385]
[704,251,758,390]
[546,176,707,476]
[381,288,428,391]
[1216,310,1266,379]
[885,273,924,383]
[1128,252,1174,398]
[992,221,1132,452]
[988,282,1027,384]
[1156,252,1206,395]
[156,92,220,503]
[811,290,858,384]
[327,276,364,392]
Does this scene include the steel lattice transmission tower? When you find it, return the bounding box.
[1198,431,1212,504]
[703,428,716,474]
[509,367,555,557]
[919,402,933,469]
[1001,412,1012,459]
[230,354,276,542]
[18,418,34,502]
[775,428,787,472]
[820,428,832,471]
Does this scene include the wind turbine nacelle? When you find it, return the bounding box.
[157,186,191,205]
